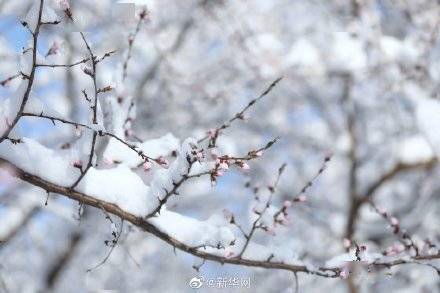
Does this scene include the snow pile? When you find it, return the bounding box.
[103,133,179,168]
[78,164,158,216]
[398,135,434,164]
[151,209,235,248]
[0,135,212,218]
[0,137,160,216]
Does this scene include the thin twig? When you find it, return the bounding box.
[198,77,283,147]
[0,0,45,143]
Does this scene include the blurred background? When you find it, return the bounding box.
[0,0,439,292]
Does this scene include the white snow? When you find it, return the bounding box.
[398,135,434,164]
[404,83,440,156]
[150,208,235,248]
[0,138,157,216]
[327,32,367,72]
[78,164,158,216]
[325,252,356,267]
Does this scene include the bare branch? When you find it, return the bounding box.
[0,0,45,143]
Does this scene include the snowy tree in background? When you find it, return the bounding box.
[0,0,439,292]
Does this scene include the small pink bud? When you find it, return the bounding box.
[156,156,169,168]
[377,207,387,216]
[240,162,250,170]
[139,9,148,19]
[237,113,250,121]
[143,161,152,171]
[72,160,83,169]
[297,195,307,202]
[390,217,399,226]
[219,162,229,170]
[343,238,351,248]
[46,41,60,57]
[59,0,70,10]
[103,157,114,166]
[225,251,235,259]
[283,200,292,208]
[385,245,399,256]
[125,129,134,137]
[255,150,263,157]
[340,266,350,279]
[128,34,134,44]
[266,227,276,236]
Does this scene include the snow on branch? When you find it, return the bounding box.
[0,1,439,291]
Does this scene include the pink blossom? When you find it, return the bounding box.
[339,265,350,279]
[46,42,60,56]
[128,34,134,45]
[196,151,204,160]
[385,244,405,256]
[72,160,83,168]
[255,150,263,157]
[237,113,250,121]
[58,0,70,10]
[343,238,351,249]
[390,217,399,226]
[219,162,229,170]
[225,251,235,259]
[143,161,152,172]
[297,195,307,202]
[103,157,114,166]
[266,227,276,236]
[377,207,387,216]
[385,246,396,256]
[156,156,169,168]
[283,200,292,208]
[237,161,250,170]
[125,129,134,137]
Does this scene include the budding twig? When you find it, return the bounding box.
[198,77,283,147]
